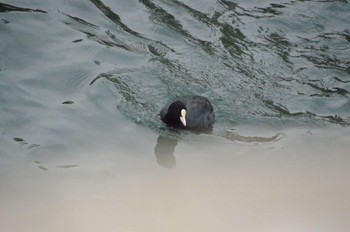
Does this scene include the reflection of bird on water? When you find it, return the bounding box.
[160,95,215,132]
[155,95,283,168]
[154,135,178,168]
[156,95,214,168]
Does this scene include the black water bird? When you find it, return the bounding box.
[160,95,215,132]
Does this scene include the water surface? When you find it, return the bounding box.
[1,0,350,231]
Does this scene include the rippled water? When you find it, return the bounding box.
[2,0,349,135]
[94,0,350,129]
[1,1,350,231]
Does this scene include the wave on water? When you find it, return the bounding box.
[2,0,349,141]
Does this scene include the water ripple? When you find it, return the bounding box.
[0,2,47,14]
[7,0,348,133]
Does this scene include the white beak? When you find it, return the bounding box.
[179,109,186,127]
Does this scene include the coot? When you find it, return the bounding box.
[160,95,215,131]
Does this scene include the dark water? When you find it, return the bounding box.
[1,0,350,137]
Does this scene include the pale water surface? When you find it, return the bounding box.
[1,0,350,231]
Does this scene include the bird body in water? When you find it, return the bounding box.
[160,95,215,132]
